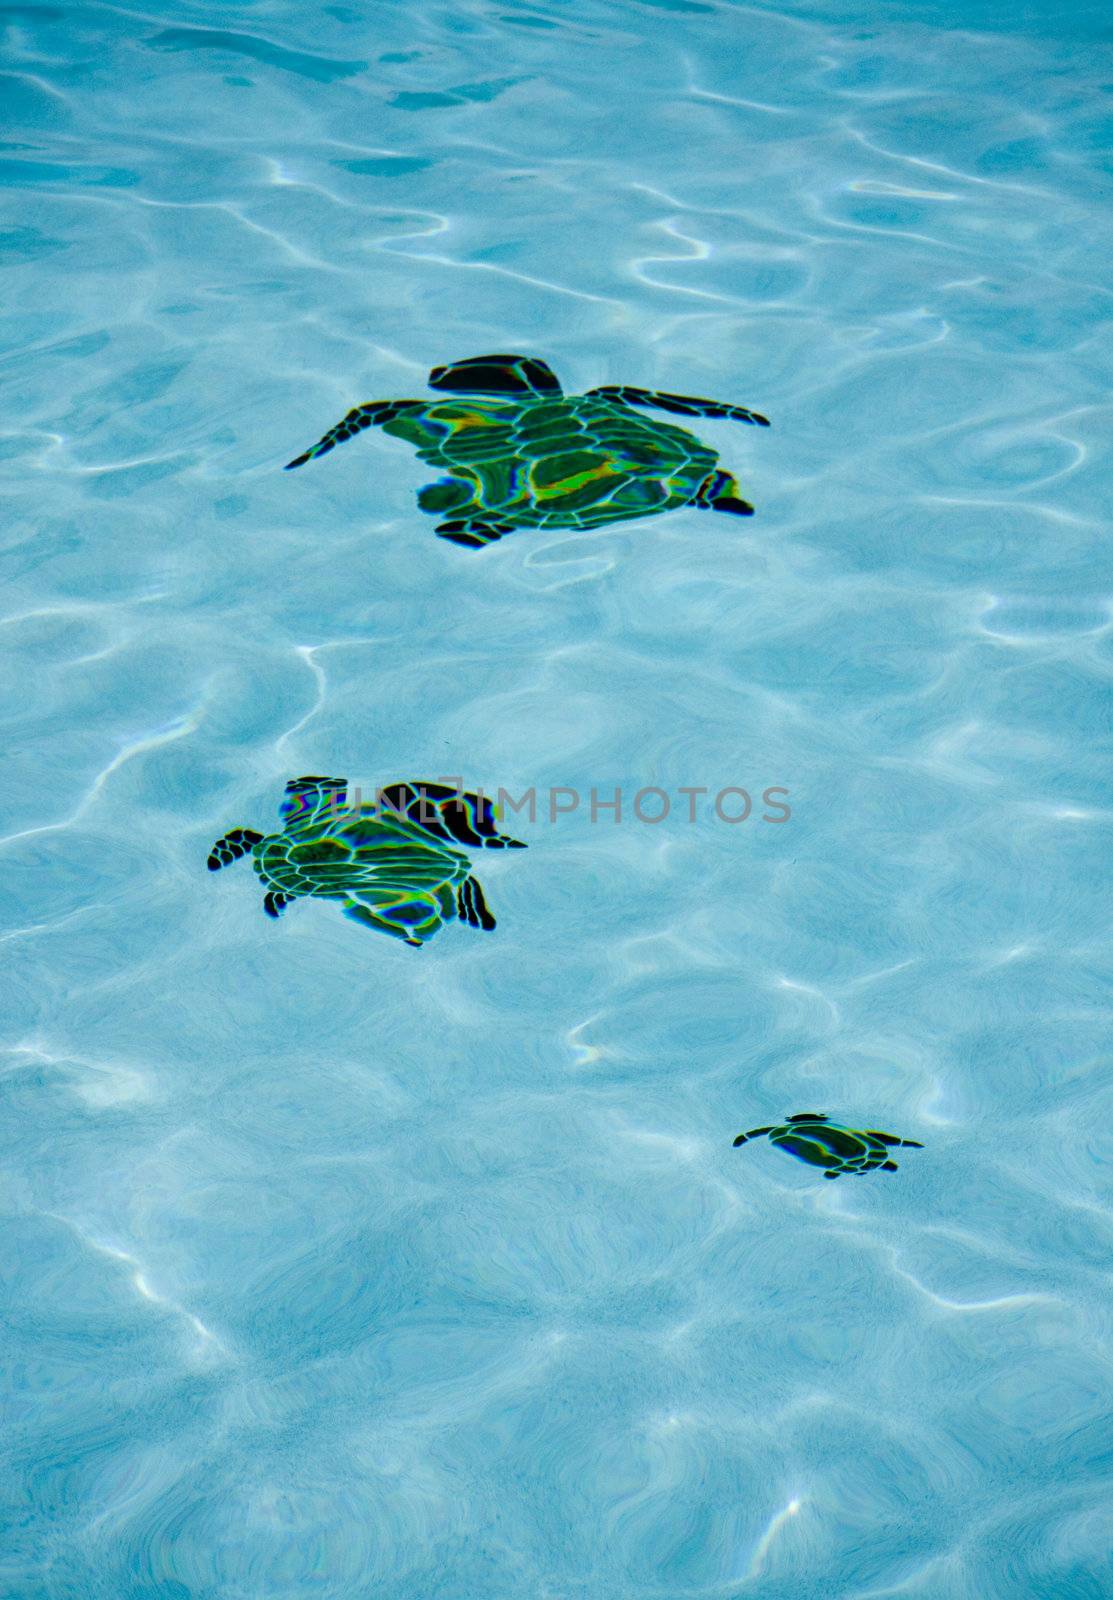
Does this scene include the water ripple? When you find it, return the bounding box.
[2,1,1111,1596]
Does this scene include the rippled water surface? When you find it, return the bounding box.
[3,0,1112,1595]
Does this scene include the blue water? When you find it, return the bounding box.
[2,0,1111,1595]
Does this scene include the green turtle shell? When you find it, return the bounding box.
[381,396,719,531]
[256,814,465,924]
[768,1119,892,1176]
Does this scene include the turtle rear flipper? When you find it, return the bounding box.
[263,890,291,918]
[435,516,515,550]
[285,401,421,470]
[456,876,496,931]
[694,469,754,517]
[207,828,262,870]
[586,384,769,428]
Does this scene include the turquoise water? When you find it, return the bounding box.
[3,0,1112,1593]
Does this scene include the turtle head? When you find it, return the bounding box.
[428,354,563,399]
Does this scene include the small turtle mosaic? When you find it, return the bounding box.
[208,775,525,947]
[732,1114,924,1178]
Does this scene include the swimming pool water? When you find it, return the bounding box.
[2,1,1111,1595]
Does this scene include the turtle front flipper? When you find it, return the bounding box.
[285,401,421,469]
[378,781,526,850]
[263,890,292,918]
[456,876,496,931]
[586,384,769,428]
[867,1131,925,1149]
[733,1126,774,1147]
[207,828,263,870]
[435,516,516,550]
[694,469,754,517]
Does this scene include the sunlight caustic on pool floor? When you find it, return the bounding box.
[1,0,1111,1595]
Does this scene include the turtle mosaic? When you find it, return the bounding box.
[732,1113,924,1178]
[207,775,525,947]
[284,353,770,548]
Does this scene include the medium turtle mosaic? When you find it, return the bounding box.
[285,353,770,549]
[732,1113,924,1179]
[207,775,525,947]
